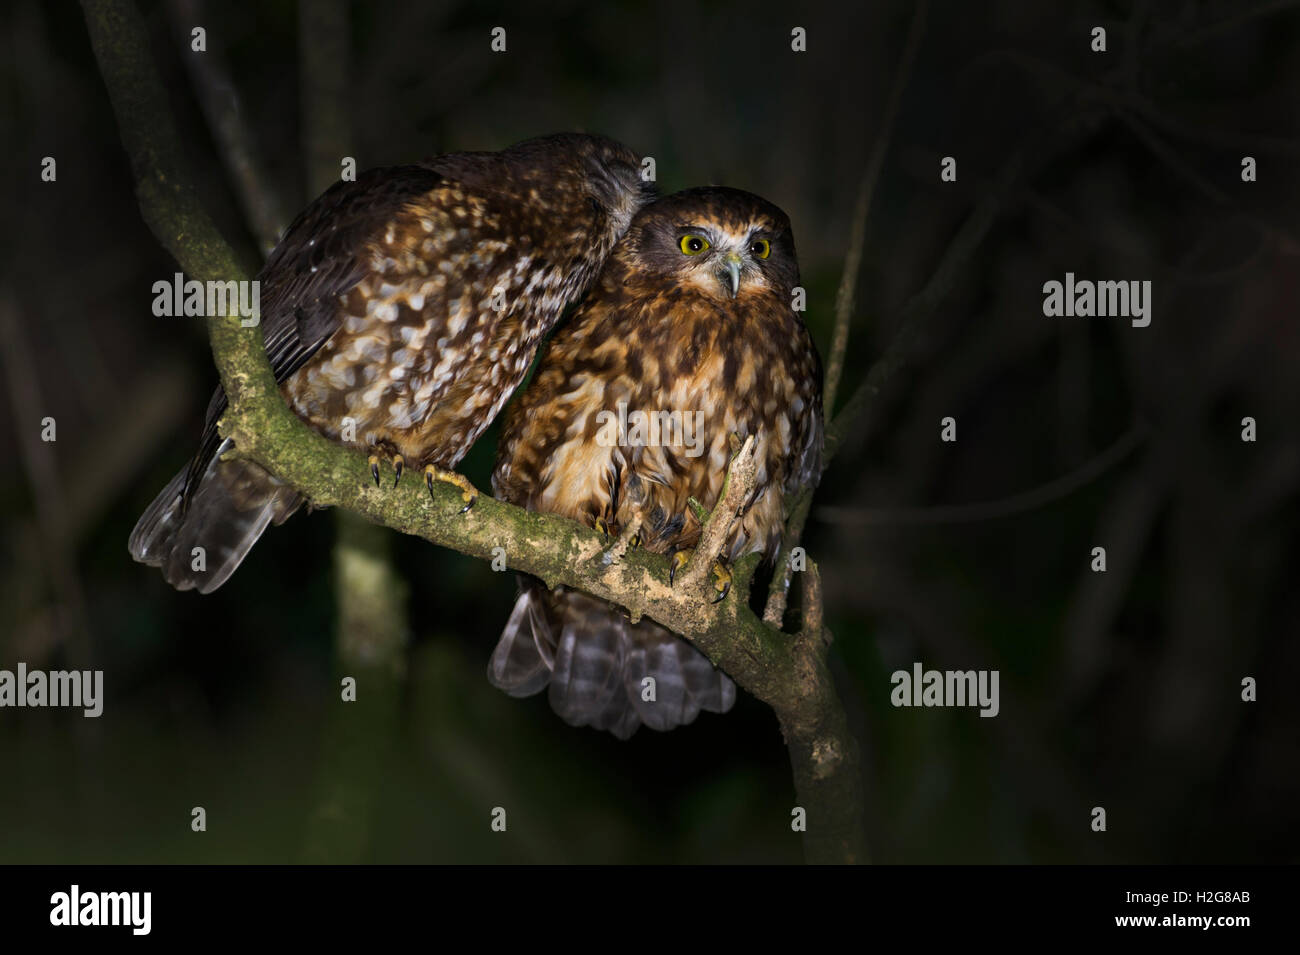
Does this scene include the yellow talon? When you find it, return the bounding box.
[667,549,729,601]
[710,561,732,604]
[424,465,478,513]
[368,454,381,487]
[392,454,404,488]
[594,516,611,541]
[669,549,691,586]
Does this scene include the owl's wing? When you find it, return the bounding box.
[786,320,826,498]
[184,164,448,505]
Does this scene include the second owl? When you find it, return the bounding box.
[130,133,651,593]
[490,186,824,738]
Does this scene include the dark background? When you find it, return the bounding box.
[0,0,1296,863]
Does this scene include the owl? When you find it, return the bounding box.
[130,133,652,592]
[489,186,824,738]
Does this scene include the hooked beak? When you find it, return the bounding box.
[720,252,743,298]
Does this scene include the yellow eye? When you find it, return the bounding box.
[679,234,710,255]
[750,238,771,259]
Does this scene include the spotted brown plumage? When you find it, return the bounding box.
[130,133,652,592]
[490,186,824,738]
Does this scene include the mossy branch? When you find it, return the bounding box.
[83,0,866,864]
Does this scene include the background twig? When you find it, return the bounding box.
[764,0,928,627]
[166,0,288,253]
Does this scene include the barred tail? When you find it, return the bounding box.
[128,441,301,593]
[489,581,735,739]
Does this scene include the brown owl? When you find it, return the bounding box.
[130,133,652,592]
[490,186,824,738]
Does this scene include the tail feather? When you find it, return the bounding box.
[127,468,188,566]
[129,441,301,593]
[488,582,735,739]
[624,635,736,732]
[549,617,626,731]
[488,585,555,697]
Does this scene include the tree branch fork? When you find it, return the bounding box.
[213,311,863,859]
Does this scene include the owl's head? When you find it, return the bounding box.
[620,187,799,302]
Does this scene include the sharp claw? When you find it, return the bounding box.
[710,561,732,604]
[368,455,380,487]
[422,465,479,513]
[393,456,404,488]
[669,549,690,587]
